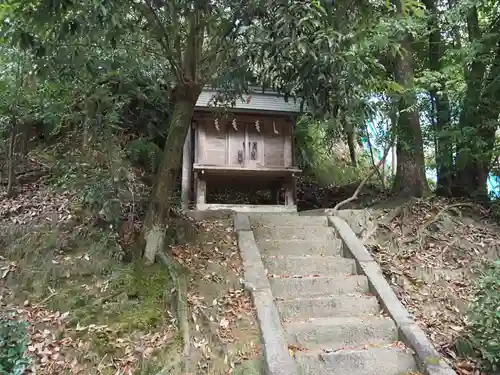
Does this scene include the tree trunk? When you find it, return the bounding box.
[453,7,498,199]
[422,0,453,196]
[461,41,500,199]
[390,103,398,179]
[340,105,357,167]
[82,116,89,151]
[391,2,429,197]
[142,84,201,264]
[346,127,357,167]
[6,115,18,197]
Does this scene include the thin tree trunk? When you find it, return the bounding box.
[341,107,357,167]
[346,127,357,167]
[390,106,397,178]
[82,115,89,151]
[366,125,386,190]
[391,0,429,197]
[6,115,18,197]
[142,84,201,264]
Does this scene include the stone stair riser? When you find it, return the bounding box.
[253,226,335,241]
[277,296,380,320]
[285,317,397,348]
[249,215,328,227]
[296,348,417,375]
[257,240,343,257]
[263,257,356,277]
[270,275,369,298]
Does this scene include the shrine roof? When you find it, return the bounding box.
[195,88,303,115]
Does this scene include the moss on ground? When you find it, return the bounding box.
[1,223,177,367]
[1,215,262,374]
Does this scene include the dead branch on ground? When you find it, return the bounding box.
[331,133,395,215]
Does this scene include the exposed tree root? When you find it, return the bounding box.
[361,198,417,243]
[400,202,484,251]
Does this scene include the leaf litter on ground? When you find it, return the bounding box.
[170,218,261,373]
[366,197,499,375]
[1,175,260,374]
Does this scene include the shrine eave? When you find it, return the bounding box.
[195,89,303,115]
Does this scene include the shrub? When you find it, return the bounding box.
[467,261,500,371]
[125,138,162,173]
[0,315,31,375]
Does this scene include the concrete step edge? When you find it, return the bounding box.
[269,274,360,281]
[264,255,351,260]
[256,238,339,243]
[284,315,395,328]
[270,275,365,281]
[252,224,329,228]
[296,345,415,358]
[275,294,378,303]
[292,339,402,353]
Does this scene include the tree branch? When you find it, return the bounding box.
[168,0,183,65]
[133,0,183,81]
[331,128,396,214]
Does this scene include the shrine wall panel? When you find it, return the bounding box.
[193,111,295,168]
[202,121,227,165]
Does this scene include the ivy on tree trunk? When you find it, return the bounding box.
[391,0,429,197]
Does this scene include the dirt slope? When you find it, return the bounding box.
[356,198,499,375]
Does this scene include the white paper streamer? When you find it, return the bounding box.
[273,121,279,134]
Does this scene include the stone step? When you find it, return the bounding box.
[263,256,356,277]
[270,275,369,299]
[276,295,380,321]
[256,239,342,257]
[249,214,328,227]
[253,225,335,241]
[296,347,417,375]
[284,316,397,349]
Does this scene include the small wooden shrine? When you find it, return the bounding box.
[181,88,302,212]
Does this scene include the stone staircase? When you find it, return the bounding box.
[248,213,418,375]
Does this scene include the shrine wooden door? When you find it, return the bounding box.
[227,120,245,166]
[246,122,264,169]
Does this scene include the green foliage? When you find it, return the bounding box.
[467,261,500,371]
[125,139,162,173]
[37,135,141,227]
[296,117,372,186]
[0,315,31,375]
